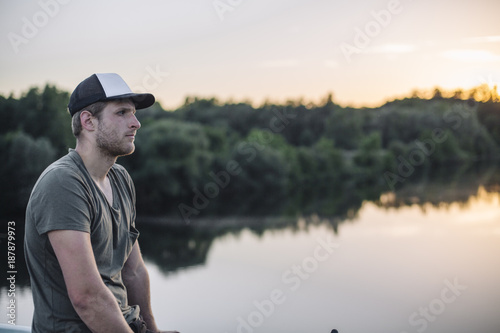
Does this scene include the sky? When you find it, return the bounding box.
[1,0,500,110]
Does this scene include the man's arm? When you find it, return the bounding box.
[122,241,160,331]
[48,230,133,333]
[122,242,179,333]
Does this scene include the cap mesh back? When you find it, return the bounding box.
[68,74,105,114]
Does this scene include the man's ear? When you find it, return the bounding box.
[80,111,97,132]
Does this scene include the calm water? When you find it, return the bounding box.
[2,188,500,332]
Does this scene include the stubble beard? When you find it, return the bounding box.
[95,122,135,158]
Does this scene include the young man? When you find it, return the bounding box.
[24,73,178,333]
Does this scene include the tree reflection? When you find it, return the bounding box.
[136,162,500,276]
[2,162,499,288]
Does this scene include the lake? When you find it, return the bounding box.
[2,185,499,332]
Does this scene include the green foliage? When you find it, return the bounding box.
[0,131,56,214]
[477,101,500,147]
[325,108,364,149]
[1,86,499,217]
[352,131,392,187]
[224,138,290,215]
[126,119,215,214]
[4,85,73,156]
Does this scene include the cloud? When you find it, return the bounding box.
[441,49,500,62]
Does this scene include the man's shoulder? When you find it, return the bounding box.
[33,152,87,191]
[112,162,133,182]
[111,163,136,199]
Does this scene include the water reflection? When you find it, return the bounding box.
[146,194,500,332]
[376,162,500,209]
[137,223,214,274]
[1,167,500,331]
[2,163,499,287]
[137,163,500,275]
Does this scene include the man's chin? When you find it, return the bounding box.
[102,144,136,159]
[118,145,135,157]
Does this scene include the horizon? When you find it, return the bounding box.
[1,0,500,110]
[2,80,497,111]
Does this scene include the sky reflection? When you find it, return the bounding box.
[145,188,500,332]
[2,189,498,331]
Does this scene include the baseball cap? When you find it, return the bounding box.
[68,73,155,116]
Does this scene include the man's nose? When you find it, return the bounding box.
[131,114,141,129]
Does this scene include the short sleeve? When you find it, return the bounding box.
[29,166,94,235]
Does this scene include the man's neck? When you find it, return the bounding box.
[75,143,117,184]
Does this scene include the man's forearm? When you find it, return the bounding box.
[124,264,159,331]
[71,284,133,333]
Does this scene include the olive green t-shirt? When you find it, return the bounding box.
[24,149,141,333]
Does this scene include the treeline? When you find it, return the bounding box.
[1,84,500,219]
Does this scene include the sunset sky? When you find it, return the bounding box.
[1,0,499,109]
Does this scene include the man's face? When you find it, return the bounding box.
[95,99,141,157]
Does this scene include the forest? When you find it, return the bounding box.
[1,84,500,222]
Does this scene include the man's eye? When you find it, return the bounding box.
[117,110,125,115]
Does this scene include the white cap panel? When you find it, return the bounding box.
[96,73,133,97]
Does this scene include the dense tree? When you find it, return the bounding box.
[11,85,73,156]
[125,119,215,214]
[477,101,500,147]
[0,131,56,214]
[1,85,499,217]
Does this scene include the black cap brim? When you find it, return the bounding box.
[105,93,155,110]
